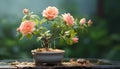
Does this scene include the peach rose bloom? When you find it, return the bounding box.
[80,18,86,25]
[18,20,36,35]
[72,37,79,43]
[42,6,59,20]
[62,13,74,26]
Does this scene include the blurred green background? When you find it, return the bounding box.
[0,0,120,61]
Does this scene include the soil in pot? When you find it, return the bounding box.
[31,48,65,52]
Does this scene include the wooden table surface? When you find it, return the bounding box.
[0,59,120,69]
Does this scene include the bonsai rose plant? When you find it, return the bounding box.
[17,6,92,52]
[16,6,92,65]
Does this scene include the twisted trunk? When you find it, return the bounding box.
[44,39,49,51]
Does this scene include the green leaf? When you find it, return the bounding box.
[33,29,39,35]
[22,15,27,21]
[65,38,73,45]
[16,32,24,40]
[33,19,39,26]
[65,31,70,36]
[40,18,47,25]
[30,15,40,19]
[37,37,42,41]
[61,30,64,35]
[26,34,32,39]
[52,23,57,29]
[70,30,76,38]
[59,38,65,45]
[30,15,40,26]
[20,34,24,40]
[84,24,88,28]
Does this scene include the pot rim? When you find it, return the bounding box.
[31,51,65,54]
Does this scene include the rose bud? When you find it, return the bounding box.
[23,8,29,15]
[72,37,79,43]
[88,19,92,27]
[80,18,86,25]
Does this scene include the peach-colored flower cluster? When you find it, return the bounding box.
[17,6,92,44]
[80,18,92,26]
[42,7,74,26]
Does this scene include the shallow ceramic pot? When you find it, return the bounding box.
[32,51,64,65]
